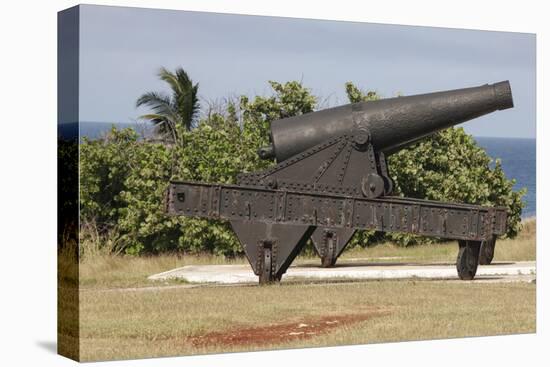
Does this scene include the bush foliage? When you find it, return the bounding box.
[79,81,525,255]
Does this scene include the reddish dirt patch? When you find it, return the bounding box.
[189,311,389,348]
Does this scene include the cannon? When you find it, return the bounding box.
[166,81,513,283]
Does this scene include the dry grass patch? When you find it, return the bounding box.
[494,218,536,262]
[78,280,535,361]
[79,254,247,289]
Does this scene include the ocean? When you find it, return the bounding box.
[73,123,536,218]
[475,137,536,218]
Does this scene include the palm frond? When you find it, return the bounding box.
[191,83,200,114]
[136,91,172,109]
[139,113,168,124]
[158,67,185,96]
[138,66,200,133]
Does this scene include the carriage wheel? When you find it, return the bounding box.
[456,240,481,280]
[478,235,497,265]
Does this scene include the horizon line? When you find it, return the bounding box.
[61,121,537,140]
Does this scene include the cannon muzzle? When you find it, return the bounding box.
[260,81,513,162]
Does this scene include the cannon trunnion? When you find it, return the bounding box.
[167,81,513,284]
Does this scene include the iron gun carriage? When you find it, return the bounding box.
[167,81,513,283]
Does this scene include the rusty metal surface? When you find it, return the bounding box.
[167,182,507,241]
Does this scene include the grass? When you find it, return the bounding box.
[78,280,535,361]
[78,252,247,289]
[68,219,536,361]
[494,217,536,261]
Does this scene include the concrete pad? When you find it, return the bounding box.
[148,261,536,285]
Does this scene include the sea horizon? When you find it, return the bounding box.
[60,121,537,139]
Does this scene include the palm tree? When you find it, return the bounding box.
[136,67,200,141]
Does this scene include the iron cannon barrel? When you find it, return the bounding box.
[261,81,513,162]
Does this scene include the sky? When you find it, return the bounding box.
[76,4,536,138]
